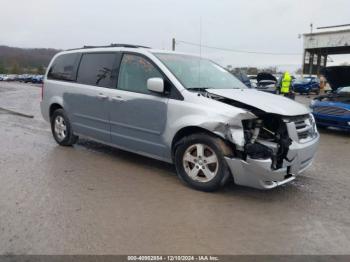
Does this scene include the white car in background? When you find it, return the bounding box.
[1,75,9,81]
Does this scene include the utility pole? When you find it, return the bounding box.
[172,38,176,51]
[199,16,202,58]
[309,22,314,76]
[310,23,313,34]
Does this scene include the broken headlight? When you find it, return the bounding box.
[242,115,291,169]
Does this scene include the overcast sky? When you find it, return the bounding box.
[2,0,350,70]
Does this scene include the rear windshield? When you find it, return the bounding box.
[294,78,311,84]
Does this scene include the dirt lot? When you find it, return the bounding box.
[0,82,349,255]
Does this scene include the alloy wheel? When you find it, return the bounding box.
[182,143,219,183]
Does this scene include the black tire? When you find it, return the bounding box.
[51,109,78,146]
[174,133,232,192]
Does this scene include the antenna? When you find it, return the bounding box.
[199,16,202,58]
[309,23,314,41]
[172,38,176,51]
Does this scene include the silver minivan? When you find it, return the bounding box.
[41,44,319,191]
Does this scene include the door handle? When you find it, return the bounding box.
[111,96,126,102]
[97,93,108,99]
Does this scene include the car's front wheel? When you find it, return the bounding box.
[51,109,78,146]
[174,133,232,192]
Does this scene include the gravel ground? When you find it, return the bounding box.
[0,82,349,255]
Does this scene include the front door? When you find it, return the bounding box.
[106,53,169,159]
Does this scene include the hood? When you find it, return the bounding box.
[314,91,350,104]
[257,72,277,83]
[208,89,310,116]
[321,66,350,90]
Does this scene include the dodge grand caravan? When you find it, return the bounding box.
[41,44,319,191]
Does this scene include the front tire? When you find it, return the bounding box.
[174,133,232,192]
[51,109,78,146]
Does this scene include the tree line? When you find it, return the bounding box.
[0,45,60,74]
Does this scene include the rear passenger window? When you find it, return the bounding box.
[117,54,163,94]
[48,53,80,81]
[77,53,119,88]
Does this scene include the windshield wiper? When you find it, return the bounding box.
[187,87,212,92]
[188,87,212,90]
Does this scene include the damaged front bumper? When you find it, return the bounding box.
[225,133,320,189]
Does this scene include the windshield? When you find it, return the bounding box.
[338,86,350,93]
[294,78,312,84]
[155,53,246,89]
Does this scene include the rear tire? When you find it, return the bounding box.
[174,133,232,192]
[51,109,78,146]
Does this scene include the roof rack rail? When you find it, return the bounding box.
[67,44,150,51]
[83,43,151,49]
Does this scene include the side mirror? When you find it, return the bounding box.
[147,78,164,93]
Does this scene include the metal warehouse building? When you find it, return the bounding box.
[303,25,350,75]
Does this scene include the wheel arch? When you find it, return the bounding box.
[171,126,234,161]
[49,103,63,120]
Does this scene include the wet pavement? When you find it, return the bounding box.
[0,82,350,255]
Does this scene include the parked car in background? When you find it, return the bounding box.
[1,75,9,81]
[6,74,17,81]
[16,74,24,82]
[41,45,319,191]
[248,75,257,88]
[256,72,278,94]
[23,75,34,83]
[310,66,350,130]
[293,76,320,95]
[17,74,30,82]
[31,75,43,84]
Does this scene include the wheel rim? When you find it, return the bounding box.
[182,143,219,183]
[54,115,67,141]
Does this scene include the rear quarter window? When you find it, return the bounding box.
[48,53,81,81]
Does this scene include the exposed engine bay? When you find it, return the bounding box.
[198,90,301,170]
[318,66,350,104]
[241,115,292,169]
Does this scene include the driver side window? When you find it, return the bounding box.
[117,54,163,94]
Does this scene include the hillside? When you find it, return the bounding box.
[0,45,61,74]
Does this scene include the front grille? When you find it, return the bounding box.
[298,130,310,139]
[288,115,316,142]
[294,120,307,129]
[313,106,350,116]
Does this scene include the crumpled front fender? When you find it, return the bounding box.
[189,111,256,149]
